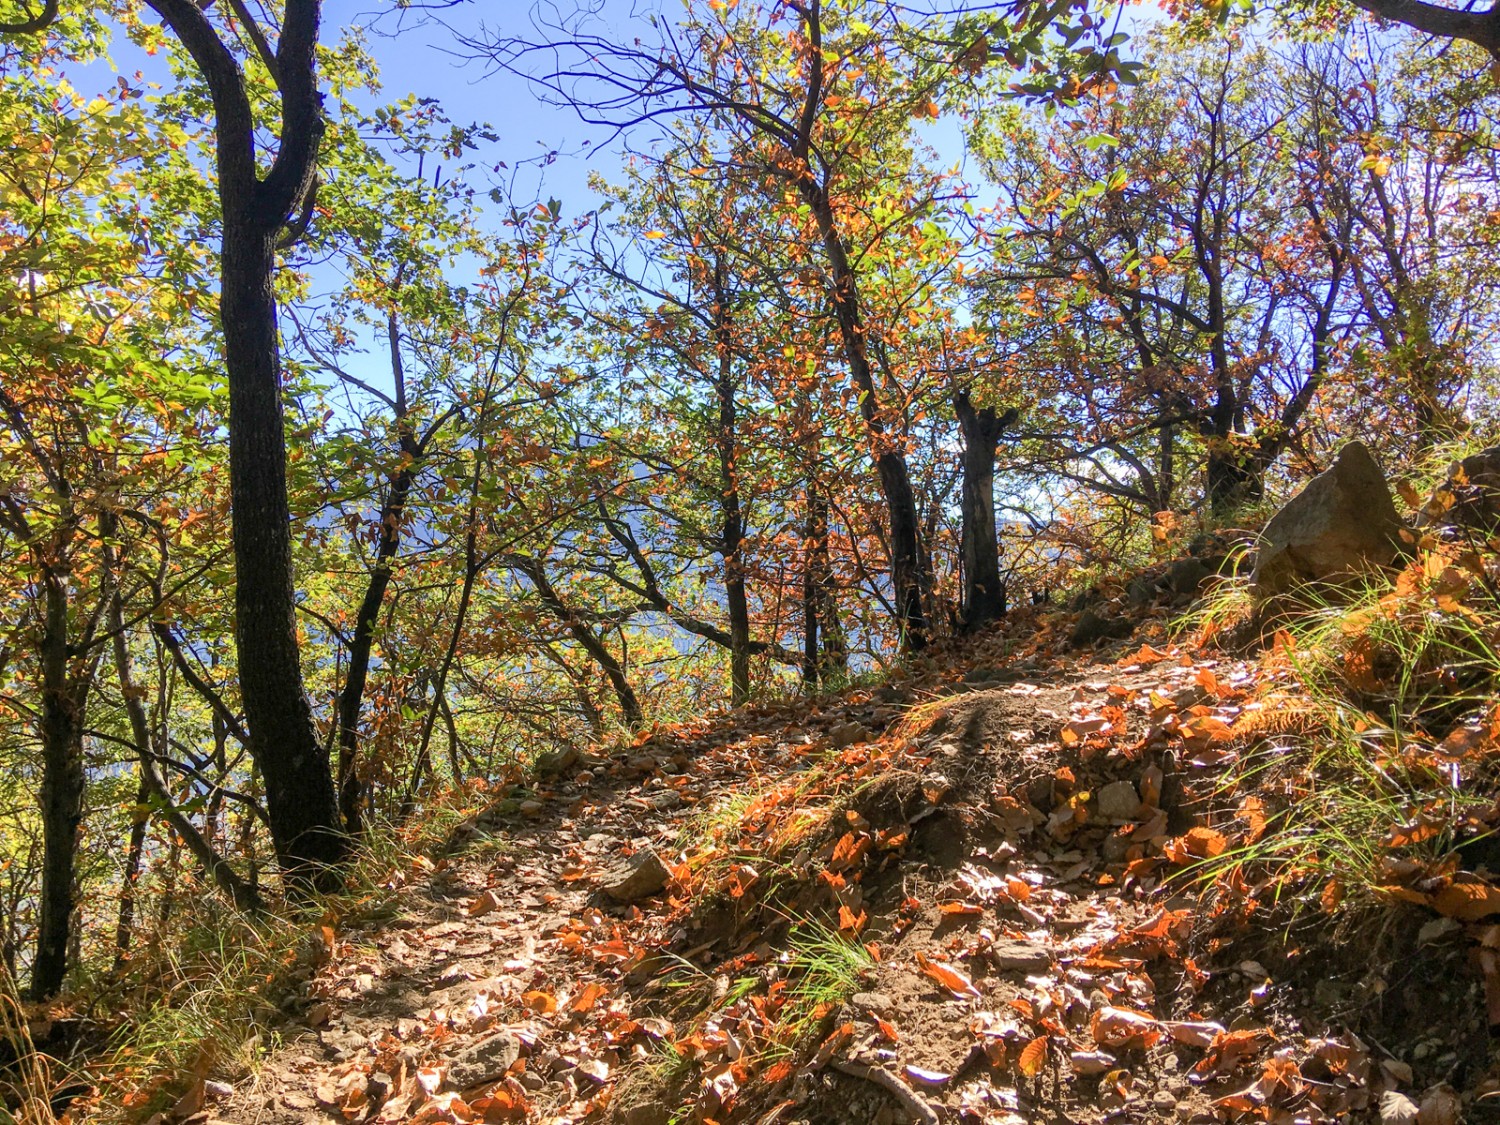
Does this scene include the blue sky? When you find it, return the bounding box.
[323,0,655,218]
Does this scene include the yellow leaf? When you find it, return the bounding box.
[643,230,667,240]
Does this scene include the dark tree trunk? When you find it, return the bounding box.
[112,774,150,975]
[800,179,927,650]
[222,215,345,883]
[1205,443,1264,514]
[30,575,91,1000]
[955,391,1016,633]
[145,0,347,889]
[801,482,845,686]
[337,305,422,833]
[713,291,752,706]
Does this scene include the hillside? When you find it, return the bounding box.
[78,589,1486,1125]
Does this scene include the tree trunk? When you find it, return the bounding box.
[801,482,845,686]
[30,575,90,1000]
[221,215,346,886]
[955,391,1015,633]
[1205,442,1263,514]
[800,179,927,650]
[112,774,150,975]
[335,462,414,834]
[713,296,752,706]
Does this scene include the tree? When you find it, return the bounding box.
[139,0,346,883]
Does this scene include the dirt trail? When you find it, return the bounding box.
[205,631,1487,1125]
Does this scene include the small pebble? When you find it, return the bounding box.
[1154,1091,1178,1113]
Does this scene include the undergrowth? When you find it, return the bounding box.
[67,785,493,1122]
[1181,487,1500,920]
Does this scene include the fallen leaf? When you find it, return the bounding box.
[1018,1036,1048,1077]
[1070,1050,1117,1075]
[1162,1020,1226,1048]
[1090,1006,1161,1049]
[1433,880,1500,921]
[915,951,981,999]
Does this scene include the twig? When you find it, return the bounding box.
[829,1058,939,1125]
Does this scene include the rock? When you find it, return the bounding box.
[1102,831,1133,864]
[991,939,1051,972]
[1070,608,1133,647]
[1418,916,1462,946]
[851,991,894,1014]
[1251,441,1403,604]
[1127,573,1162,607]
[1153,1090,1179,1113]
[534,745,581,776]
[1167,557,1211,596]
[1097,780,1142,821]
[448,1031,521,1089]
[600,850,671,903]
[1418,445,1500,533]
[622,1101,673,1125]
[649,790,684,812]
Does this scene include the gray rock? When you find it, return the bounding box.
[992,939,1051,972]
[534,745,581,776]
[1153,1090,1179,1113]
[448,1031,521,1089]
[600,850,671,903]
[1097,780,1142,821]
[1252,441,1402,603]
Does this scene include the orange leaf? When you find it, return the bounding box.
[523,990,558,1014]
[1018,1035,1048,1077]
[569,982,608,1013]
[1090,1006,1162,1049]
[1434,880,1500,921]
[915,951,981,999]
[838,905,868,933]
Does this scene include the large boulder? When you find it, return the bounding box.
[1251,441,1403,604]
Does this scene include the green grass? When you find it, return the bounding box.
[771,923,876,1052]
[1177,551,1500,914]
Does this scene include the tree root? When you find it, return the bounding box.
[829,1058,940,1125]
